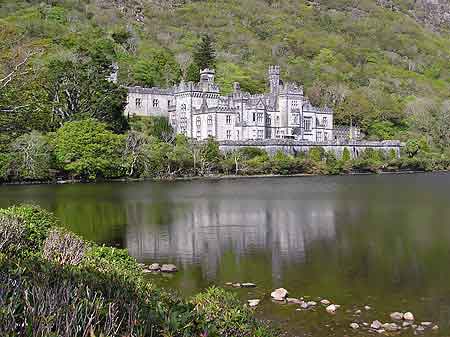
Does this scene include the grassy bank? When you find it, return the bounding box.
[0,205,277,337]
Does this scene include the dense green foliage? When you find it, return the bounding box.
[0,205,277,336]
[0,116,449,182]
[53,119,124,179]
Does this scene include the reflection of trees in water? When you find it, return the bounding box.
[125,196,337,280]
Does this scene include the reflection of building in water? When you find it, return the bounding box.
[125,198,336,281]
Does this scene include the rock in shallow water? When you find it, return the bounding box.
[271,288,288,301]
[286,298,303,304]
[404,312,415,321]
[350,323,359,329]
[390,312,404,320]
[383,323,399,332]
[248,299,260,307]
[300,302,309,309]
[160,264,177,273]
[371,320,383,330]
[241,282,256,288]
[320,299,331,305]
[148,263,161,271]
[326,304,339,314]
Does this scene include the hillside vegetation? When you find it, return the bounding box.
[1,0,449,152]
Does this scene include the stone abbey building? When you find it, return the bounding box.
[125,66,334,142]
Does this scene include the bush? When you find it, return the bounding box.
[191,287,276,337]
[53,119,125,180]
[43,228,86,266]
[0,214,25,254]
[239,147,268,160]
[0,205,57,255]
[342,147,351,162]
[308,147,325,162]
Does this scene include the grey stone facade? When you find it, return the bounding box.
[125,66,334,142]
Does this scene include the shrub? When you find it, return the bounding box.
[243,155,270,175]
[308,147,325,162]
[342,147,351,162]
[53,119,125,180]
[271,151,295,175]
[0,214,25,254]
[0,205,57,255]
[191,287,276,337]
[239,147,268,160]
[43,228,86,266]
[405,139,420,158]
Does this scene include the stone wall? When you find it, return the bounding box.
[218,140,403,159]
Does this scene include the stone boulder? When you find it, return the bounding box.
[248,299,260,307]
[390,312,404,320]
[350,323,359,329]
[326,304,339,314]
[383,323,399,332]
[287,298,303,304]
[148,263,161,271]
[404,312,415,321]
[371,320,383,330]
[271,288,288,301]
[241,282,256,288]
[160,264,177,273]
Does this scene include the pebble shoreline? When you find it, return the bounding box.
[225,283,439,335]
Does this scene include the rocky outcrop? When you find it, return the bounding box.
[377,0,450,31]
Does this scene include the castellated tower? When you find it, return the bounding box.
[268,65,281,94]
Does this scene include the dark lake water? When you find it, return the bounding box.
[2,173,450,336]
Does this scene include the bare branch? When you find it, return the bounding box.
[0,51,39,90]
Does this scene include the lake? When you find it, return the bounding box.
[1,173,450,336]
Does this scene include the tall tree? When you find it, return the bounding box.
[45,57,128,133]
[186,34,216,82]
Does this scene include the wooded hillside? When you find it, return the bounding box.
[1,0,449,151]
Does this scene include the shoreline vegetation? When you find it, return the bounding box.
[0,205,277,337]
[1,118,449,186]
[2,169,450,187]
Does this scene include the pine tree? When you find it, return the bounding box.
[186,62,200,82]
[193,34,216,71]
